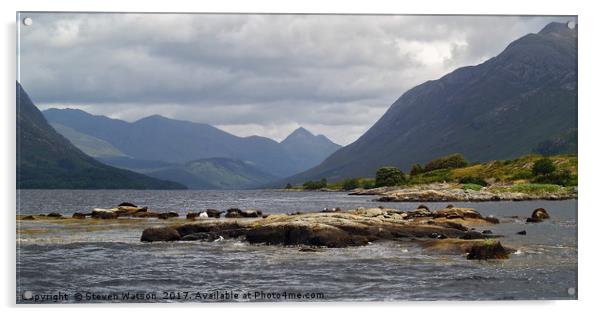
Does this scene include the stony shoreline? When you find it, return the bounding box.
[348,183,577,202]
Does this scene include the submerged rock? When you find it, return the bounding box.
[141,227,181,242]
[180,232,221,241]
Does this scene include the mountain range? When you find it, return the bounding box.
[43,109,341,188]
[279,22,578,184]
[16,82,185,189]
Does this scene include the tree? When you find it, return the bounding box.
[341,178,360,190]
[532,158,556,176]
[410,163,424,176]
[424,153,469,172]
[375,167,405,187]
[303,178,328,190]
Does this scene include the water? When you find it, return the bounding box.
[16,190,577,302]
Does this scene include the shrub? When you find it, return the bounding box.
[533,169,572,186]
[361,179,375,189]
[341,178,360,190]
[424,153,468,172]
[410,163,424,176]
[375,167,406,187]
[303,178,327,190]
[458,176,487,187]
[508,183,562,195]
[532,158,556,176]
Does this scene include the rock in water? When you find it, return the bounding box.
[186,212,200,220]
[141,227,181,242]
[206,209,223,218]
[158,212,179,219]
[72,212,87,219]
[47,212,63,218]
[517,230,527,235]
[466,241,510,260]
[118,202,138,207]
[21,215,35,220]
[531,208,550,220]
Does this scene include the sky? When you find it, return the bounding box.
[18,13,574,145]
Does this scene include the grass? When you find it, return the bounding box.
[462,183,483,191]
[490,183,567,195]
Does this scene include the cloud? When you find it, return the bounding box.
[18,13,575,145]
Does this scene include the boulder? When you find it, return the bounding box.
[186,212,200,220]
[417,204,430,211]
[72,212,87,219]
[461,231,485,240]
[482,230,493,235]
[180,232,221,241]
[531,208,550,220]
[141,227,181,242]
[118,202,138,207]
[131,211,160,218]
[47,212,63,218]
[246,222,369,248]
[466,241,510,260]
[241,210,262,218]
[91,210,118,219]
[158,212,179,219]
[517,230,527,235]
[225,208,243,218]
[484,215,500,224]
[206,209,223,218]
[21,215,35,220]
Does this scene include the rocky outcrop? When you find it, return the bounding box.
[466,241,511,260]
[206,209,224,218]
[158,212,179,220]
[139,206,509,261]
[225,208,263,218]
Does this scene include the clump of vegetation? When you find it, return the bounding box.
[375,167,406,187]
[410,163,424,176]
[462,183,483,191]
[532,158,556,175]
[303,178,327,190]
[360,179,376,189]
[496,183,564,195]
[423,153,469,172]
[341,178,360,190]
[458,176,487,187]
[407,168,452,185]
[284,183,293,189]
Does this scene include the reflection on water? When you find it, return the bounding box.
[17,190,577,302]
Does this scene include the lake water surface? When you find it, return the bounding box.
[16,190,577,302]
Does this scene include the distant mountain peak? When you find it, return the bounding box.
[135,114,171,123]
[286,127,314,139]
[538,21,577,37]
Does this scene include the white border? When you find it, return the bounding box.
[2,0,601,315]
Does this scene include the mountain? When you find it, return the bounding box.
[43,109,340,178]
[142,157,278,189]
[280,127,341,172]
[281,22,577,183]
[16,82,186,189]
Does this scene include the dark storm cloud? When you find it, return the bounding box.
[18,13,574,144]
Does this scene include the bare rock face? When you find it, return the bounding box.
[141,227,181,242]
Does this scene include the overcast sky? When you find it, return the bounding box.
[18,13,574,145]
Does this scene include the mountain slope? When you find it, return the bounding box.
[44,110,338,178]
[143,157,278,189]
[16,82,186,189]
[51,123,129,158]
[281,22,577,183]
[280,127,341,172]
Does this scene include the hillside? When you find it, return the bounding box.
[281,22,577,184]
[16,82,186,189]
